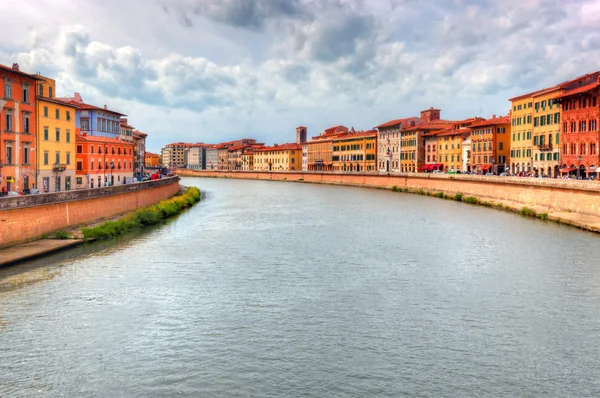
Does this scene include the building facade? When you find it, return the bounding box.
[509,92,536,174]
[205,146,219,170]
[145,152,160,168]
[120,118,135,142]
[307,126,348,171]
[35,74,77,192]
[0,63,41,193]
[162,142,189,169]
[254,143,302,171]
[57,92,125,139]
[376,117,423,172]
[185,144,206,170]
[332,130,377,172]
[241,150,254,170]
[132,131,147,178]
[75,131,135,189]
[436,128,470,172]
[469,115,511,175]
[555,72,600,178]
[532,86,563,177]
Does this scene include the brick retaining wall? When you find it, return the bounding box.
[0,177,180,249]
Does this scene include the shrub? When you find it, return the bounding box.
[434,192,444,198]
[496,202,504,208]
[298,178,304,181]
[82,187,201,241]
[443,194,451,200]
[462,196,479,204]
[392,185,401,192]
[54,230,70,240]
[520,206,536,217]
[453,193,464,201]
[539,212,549,221]
[417,189,425,195]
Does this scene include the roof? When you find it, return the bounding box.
[297,126,307,129]
[531,85,563,98]
[333,130,377,141]
[228,144,251,151]
[469,115,511,127]
[554,81,600,99]
[132,131,147,138]
[437,127,471,137]
[254,143,302,152]
[0,63,45,81]
[55,97,126,116]
[76,132,133,145]
[375,117,423,129]
[508,86,554,102]
[38,96,79,108]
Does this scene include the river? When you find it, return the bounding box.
[2,177,600,397]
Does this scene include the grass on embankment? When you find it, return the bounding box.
[81,187,201,241]
[389,185,552,222]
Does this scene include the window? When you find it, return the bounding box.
[546,115,551,125]
[56,128,60,142]
[5,113,12,131]
[91,160,94,170]
[556,133,560,145]
[77,161,83,171]
[44,127,49,140]
[66,130,71,143]
[554,153,558,161]
[77,145,83,154]
[49,86,53,98]
[77,177,82,185]
[527,131,531,140]
[23,114,30,133]
[66,176,71,191]
[23,86,29,103]
[540,117,545,126]
[534,136,539,145]
[66,152,71,165]
[66,111,71,121]
[534,117,539,127]
[81,119,89,131]
[39,85,44,97]
[554,112,560,124]
[527,115,532,124]
[499,142,504,150]
[4,81,12,98]
[540,153,545,161]
[23,147,30,164]
[535,153,538,161]
[55,109,60,119]
[44,151,49,165]
[44,106,48,117]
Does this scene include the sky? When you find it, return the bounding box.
[1,0,599,153]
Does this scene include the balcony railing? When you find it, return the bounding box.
[537,143,553,151]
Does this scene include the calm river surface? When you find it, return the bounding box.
[2,177,600,397]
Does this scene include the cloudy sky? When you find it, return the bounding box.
[1,0,599,152]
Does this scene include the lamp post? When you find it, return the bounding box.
[578,155,582,178]
[110,160,115,186]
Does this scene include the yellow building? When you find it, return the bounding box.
[332,130,377,172]
[532,86,563,177]
[36,75,77,192]
[254,143,302,171]
[437,128,470,172]
[509,91,538,174]
[241,150,254,170]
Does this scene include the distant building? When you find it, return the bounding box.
[532,86,563,177]
[296,126,307,144]
[120,118,135,142]
[254,143,302,171]
[161,142,189,169]
[145,152,160,168]
[469,115,511,175]
[184,144,206,170]
[332,130,378,172]
[375,116,425,172]
[205,146,219,170]
[307,126,348,171]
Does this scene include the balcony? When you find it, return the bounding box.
[537,143,553,151]
[53,163,67,172]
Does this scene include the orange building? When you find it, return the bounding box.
[0,63,43,193]
[145,152,160,167]
[436,127,471,172]
[332,130,377,172]
[254,143,302,171]
[307,125,348,171]
[75,130,135,189]
[469,115,511,174]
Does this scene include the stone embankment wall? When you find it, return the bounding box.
[0,177,180,249]
[178,170,600,217]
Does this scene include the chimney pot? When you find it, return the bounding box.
[493,114,496,118]
[104,105,107,109]
[12,63,19,71]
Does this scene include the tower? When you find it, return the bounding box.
[420,107,441,123]
[296,126,307,144]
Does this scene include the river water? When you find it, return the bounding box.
[2,177,600,397]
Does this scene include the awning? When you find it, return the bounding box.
[586,168,597,173]
[560,168,576,173]
[431,163,442,170]
[417,166,427,172]
[481,164,492,171]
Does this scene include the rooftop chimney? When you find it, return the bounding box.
[493,114,496,118]
[104,105,107,109]
[12,63,19,71]
[74,92,83,103]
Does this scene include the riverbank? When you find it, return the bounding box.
[178,170,600,235]
[0,187,201,267]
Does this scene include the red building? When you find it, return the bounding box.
[555,71,600,178]
[75,130,135,189]
[0,63,42,193]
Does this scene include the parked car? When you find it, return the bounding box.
[485,172,494,176]
[448,169,457,174]
[432,170,444,174]
[499,172,508,177]
[7,191,20,196]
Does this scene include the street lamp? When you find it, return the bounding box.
[578,155,582,178]
[110,161,115,186]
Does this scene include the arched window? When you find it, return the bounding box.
[118,148,121,155]
[563,144,568,155]
[580,121,587,132]
[591,120,597,131]
[571,122,577,132]
[581,143,586,155]
[563,122,568,133]
[591,142,596,155]
[571,143,576,155]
